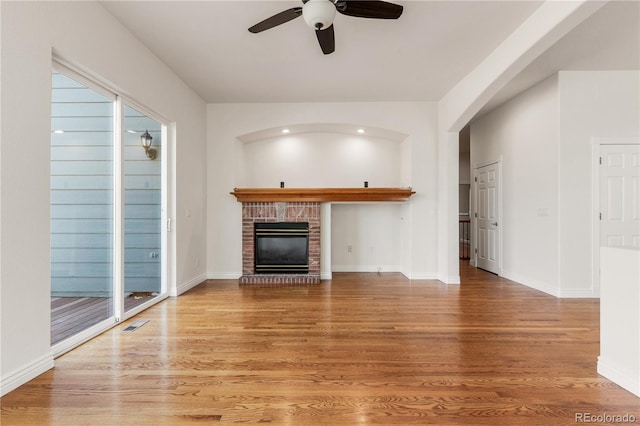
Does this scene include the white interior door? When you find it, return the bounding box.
[600,144,640,248]
[476,163,500,274]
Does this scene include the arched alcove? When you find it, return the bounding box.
[236,123,409,189]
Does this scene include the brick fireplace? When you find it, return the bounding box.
[230,187,415,285]
[240,202,321,285]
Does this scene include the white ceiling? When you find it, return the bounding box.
[101,0,639,113]
[477,0,640,117]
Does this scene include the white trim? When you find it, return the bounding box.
[591,137,640,297]
[168,123,178,297]
[160,123,170,298]
[320,203,332,280]
[0,353,54,397]
[52,59,116,101]
[321,271,333,280]
[172,273,207,296]
[114,96,125,322]
[598,356,640,397]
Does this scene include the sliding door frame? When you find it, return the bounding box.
[51,58,172,356]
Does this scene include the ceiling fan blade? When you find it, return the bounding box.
[248,7,303,33]
[315,25,335,55]
[336,1,403,19]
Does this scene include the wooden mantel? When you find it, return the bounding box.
[230,187,415,203]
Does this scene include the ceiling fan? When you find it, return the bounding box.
[248,0,404,55]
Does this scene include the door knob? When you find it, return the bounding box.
[491,222,498,226]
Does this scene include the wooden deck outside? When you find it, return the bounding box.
[3,264,638,424]
[51,295,155,345]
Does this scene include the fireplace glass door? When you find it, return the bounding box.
[255,222,309,274]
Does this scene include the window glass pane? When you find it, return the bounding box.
[123,105,162,311]
[51,71,114,345]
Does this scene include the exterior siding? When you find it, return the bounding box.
[51,72,161,296]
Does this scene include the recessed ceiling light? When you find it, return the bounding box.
[52,130,64,134]
[282,129,290,134]
[357,128,365,134]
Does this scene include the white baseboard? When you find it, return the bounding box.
[321,271,333,280]
[1,352,54,397]
[501,270,596,298]
[501,269,559,297]
[598,355,640,397]
[172,273,207,296]
[332,265,401,273]
[558,288,598,298]
[409,272,439,280]
[206,272,242,280]
[437,273,461,284]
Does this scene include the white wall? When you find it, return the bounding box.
[207,102,439,279]
[598,246,640,397]
[242,133,402,188]
[0,1,207,395]
[471,75,560,295]
[558,71,640,296]
[470,70,640,297]
[331,204,403,272]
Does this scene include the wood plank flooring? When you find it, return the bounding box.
[2,264,639,425]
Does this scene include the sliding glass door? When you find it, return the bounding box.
[123,105,164,313]
[50,70,116,345]
[51,63,167,350]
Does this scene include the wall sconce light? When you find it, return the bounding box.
[140,130,156,160]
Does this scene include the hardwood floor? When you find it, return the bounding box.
[2,264,638,425]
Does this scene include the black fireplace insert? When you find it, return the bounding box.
[255,222,309,274]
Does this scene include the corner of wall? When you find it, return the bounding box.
[172,273,208,297]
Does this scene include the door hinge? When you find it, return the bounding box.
[474,212,477,218]
[599,157,602,165]
[475,176,477,182]
[475,248,478,254]
[167,218,172,232]
[599,212,602,220]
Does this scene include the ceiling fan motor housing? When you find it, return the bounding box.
[303,0,337,30]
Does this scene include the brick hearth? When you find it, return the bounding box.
[240,202,320,285]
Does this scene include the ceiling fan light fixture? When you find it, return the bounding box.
[303,0,336,30]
